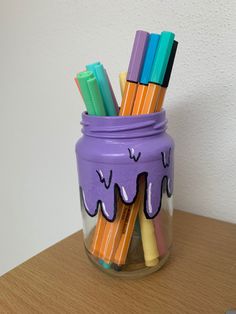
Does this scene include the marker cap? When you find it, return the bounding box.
[162,40,178,88]
[94,64,117,116]
[150,31,175,85]
[87,77,106,116]
[127,30,149,82]
[140,33,160,85]
[86,62,101,78]
[77,71,96,115]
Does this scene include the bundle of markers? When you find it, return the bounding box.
[75,30,178,269]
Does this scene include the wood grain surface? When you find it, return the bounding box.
[0,210,235,314]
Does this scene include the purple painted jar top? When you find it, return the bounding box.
[76,111,174,222]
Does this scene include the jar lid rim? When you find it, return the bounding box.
[82,110,165,121]
[81,110,167,139]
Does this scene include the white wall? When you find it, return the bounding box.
[0,0,235,276]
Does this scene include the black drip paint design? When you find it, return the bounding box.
[81,172,172,222]
[128,148,141,162]
[161,148,171,168]
[96,169,113,189]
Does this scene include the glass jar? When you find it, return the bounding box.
[75,110,174,278]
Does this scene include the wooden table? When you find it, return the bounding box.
[0,210,235,314]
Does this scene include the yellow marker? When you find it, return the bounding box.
[139,204,159,266]
[119,72,127,96]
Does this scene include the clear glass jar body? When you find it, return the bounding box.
[76,111,174,278]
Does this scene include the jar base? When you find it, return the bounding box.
[85,246,170,279]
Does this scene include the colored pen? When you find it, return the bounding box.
[119,30,149,116]
[113,177,145,265]
[76,71,96,115]
[132,34,160,115]
[139,198,159,266]
[105,69,119,114]
[119,72,127,96]
[77,70,109,261]
[74,77,81,94]
[86,62,118,116]
[141,31,175,114]
[87,77,107,116]
[98,199,130,263]
[84,63,118,267]
[77,71,106,116]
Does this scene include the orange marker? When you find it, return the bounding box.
[156,87,166,112]
[99,202,130,263]
[90,31,149,260]
[119,82,138,115]
[141,83,161,114]
[99,31,149,260]
[114,177,145,265]
[90,211,107,257]
[132,84,148,115]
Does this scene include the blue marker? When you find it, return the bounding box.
[132,33,160,114]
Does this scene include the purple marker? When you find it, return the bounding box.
[119,30,149,116]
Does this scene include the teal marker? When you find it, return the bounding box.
[86,62,101,78]
[150,31,175,85]
[86,62,117,116]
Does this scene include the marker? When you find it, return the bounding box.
[105,69,119,114]
[87,77,106,116]
[141,31,175,114]
[98,31,149,265]
[119,30,149,116]
[113,177,145,265]
[86,62,118,116]
[153,210,168,257]
[85,63,118,268]
[98,199,130,264]
[119,72,127,96]
[86,61,100,75]
[156,40,178,111]
[77,71,96,115]
[132,34,160,115]
[90,210,107,257]
[139,198,159,266]
[77,71,108,267]
[77,71,106,116]
[74,77,81,94]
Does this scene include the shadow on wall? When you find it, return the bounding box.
[166,86,232,214]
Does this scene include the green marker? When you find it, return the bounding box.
[87,77,106,116]
[77,71,106,116]
[86,62,118,116]
[94,64,117,116]
[150,31,175,85]
[77,71,95,115]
